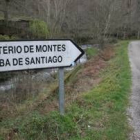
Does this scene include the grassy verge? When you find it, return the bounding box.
[0,41,131,140]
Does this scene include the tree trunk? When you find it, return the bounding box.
[4,0,10,25]
[137,31,140,39]
[123,31,126,40]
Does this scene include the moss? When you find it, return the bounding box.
[0,35,19,40]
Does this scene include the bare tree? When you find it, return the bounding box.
[0,0,139,41]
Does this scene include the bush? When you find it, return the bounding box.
[29,20,49,39]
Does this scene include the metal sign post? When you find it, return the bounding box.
[58,68,65,115]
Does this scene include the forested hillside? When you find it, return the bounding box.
[0,0,140,43]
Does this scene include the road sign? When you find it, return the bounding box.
[0,40,84,72]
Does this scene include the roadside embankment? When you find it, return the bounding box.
[0,42,131,140]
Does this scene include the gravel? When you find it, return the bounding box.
[128,41,140,140]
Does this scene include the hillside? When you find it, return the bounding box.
[0,0,140,42]
[0,41,131,140]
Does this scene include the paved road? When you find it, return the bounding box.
[128,41,140,140]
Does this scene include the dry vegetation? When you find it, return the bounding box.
[0,45,115,122]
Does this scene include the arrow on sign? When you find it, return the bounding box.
[0,40,84,72]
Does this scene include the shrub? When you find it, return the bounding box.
[29,20,49,39]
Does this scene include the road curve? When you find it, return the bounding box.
[128,41,140,140]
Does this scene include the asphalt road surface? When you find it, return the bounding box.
[128,41,140,140]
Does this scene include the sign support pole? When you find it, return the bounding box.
[58,68,65,115]
[0,40,84,114]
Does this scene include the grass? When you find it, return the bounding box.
[79,41,131,139]
[0,41,131,140]
[85,47,99,59]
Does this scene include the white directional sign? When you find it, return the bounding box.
[0,40,84,72]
